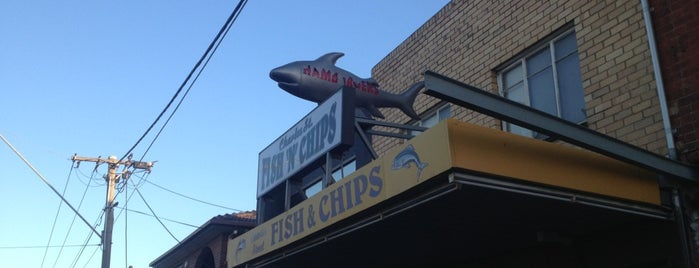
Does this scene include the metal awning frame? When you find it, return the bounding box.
[423,71,698,183]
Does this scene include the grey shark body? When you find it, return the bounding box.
[270,52,422,120]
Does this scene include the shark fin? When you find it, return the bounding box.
[316,52,344,65]
[398,81,424,120]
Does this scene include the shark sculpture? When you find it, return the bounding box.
[270,52,422,120]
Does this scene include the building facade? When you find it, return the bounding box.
[370,0,698,264]
[218,0,699,267]
[373,0,668,156]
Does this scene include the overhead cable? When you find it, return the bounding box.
[145,179,242,212]
[129,178,180,243]
[115,207,199,228]
[41,164,75,268]
[0,134,102,239]
[51,167,96,268]
[69,211,104,268]
[119,0,249,163]
[0,244,100,249]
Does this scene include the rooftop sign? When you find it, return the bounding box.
[269,52,422,120]
[257,88,354,197]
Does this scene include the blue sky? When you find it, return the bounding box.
[0,1,449,267]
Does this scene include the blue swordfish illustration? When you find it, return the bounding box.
[269,52,422,120]
[392,144,428,180]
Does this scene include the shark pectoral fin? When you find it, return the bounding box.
[366,105,386,119]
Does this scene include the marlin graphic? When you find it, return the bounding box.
[392,144,428,180]
[235,238,246,261]
[270,52,422,120]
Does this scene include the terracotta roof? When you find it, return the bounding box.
[150,210,257,267]
[210,210,256,227]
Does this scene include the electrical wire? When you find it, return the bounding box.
[51,167,96,268]
[81,246,100,268]
[145,179,242,212]
[70,209,104,268]
[115,207,199,228]
[137,0,248,163]
[118,0,249,164]
[0,244,100,249]
[75,164,105,187]
[128,178,180,243]
[0,134,102,239]
[41,163,75,268]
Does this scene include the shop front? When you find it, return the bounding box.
[228,119,678,267]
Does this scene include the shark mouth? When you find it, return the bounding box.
[277,81,298,88]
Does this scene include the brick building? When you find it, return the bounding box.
[649,0,699,165]
[367,0,698,265]
[150,211,255,268]
[158,0,698,267]
[373,0,668,156]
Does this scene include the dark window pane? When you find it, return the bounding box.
[528,67,557,116]
[555,32,577,60]
[504,64,523,89]
[527,48,552,75]
[506,81,527,104]
[557,54,586,123]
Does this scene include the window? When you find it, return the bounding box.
[332,160,356,181]
[498,30,585,137]
[303,160,356,198]
[304,180,323,198]
[410,104,451,136]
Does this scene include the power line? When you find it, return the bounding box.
[137,0,248,163]
[145,179,242,212]
[0,244,100,250]
[128,178,180,243]
[115,207,199,228]
[70,211,104,268]
[82,246,100,268]
[41,163,76,268]
[52,166,96,268]
[119,0,249,164]
[0,134,102,240]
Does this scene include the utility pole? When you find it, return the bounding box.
[71,155,154,268]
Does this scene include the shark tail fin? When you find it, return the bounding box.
[398,81,424,120]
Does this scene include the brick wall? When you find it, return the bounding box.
[650,0,699,165]
[371,0,667,157]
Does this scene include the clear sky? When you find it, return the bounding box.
[0,1,449,267]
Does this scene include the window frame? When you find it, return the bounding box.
[496,27,585,138]
[303,157,356,198]
[410,104,451,137]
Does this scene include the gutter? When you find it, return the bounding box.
[641,0,677,160]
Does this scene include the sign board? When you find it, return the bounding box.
[257,88,354,197]
[232,119,661,267]
[232,120,453,266]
